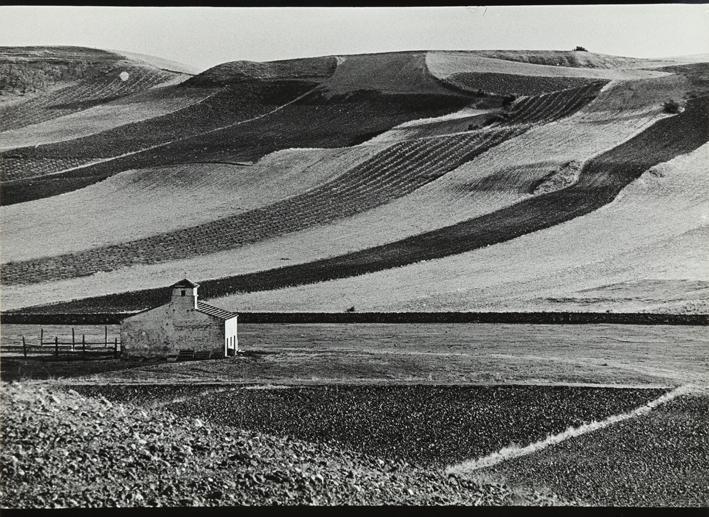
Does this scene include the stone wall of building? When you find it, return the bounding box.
[121,303,224,359]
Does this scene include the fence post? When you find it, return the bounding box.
[82,335,86,359]
[72,328,75,351]
[105,326,108,348]
[114,337,118,358]
[54,336,58,357]
[40,328,44,346]
[22,336,27,358]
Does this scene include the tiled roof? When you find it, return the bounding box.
[196,301,237,320]
[172,278,199,288]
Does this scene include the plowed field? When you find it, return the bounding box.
[1,88,470,205]
[219,143,708,314]
[2,50,707,316]
[2,128,517,284]
[69,384,667,468]
[486,394,709,506]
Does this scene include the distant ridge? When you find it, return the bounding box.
[186,55,338,87]
[109,49,201,75]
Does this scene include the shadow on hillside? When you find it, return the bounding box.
[0,357,158,382]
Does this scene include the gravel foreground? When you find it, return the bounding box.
[0,382,569,508]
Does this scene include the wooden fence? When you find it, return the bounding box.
[1,326,122,360]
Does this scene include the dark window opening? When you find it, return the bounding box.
[181,290,186,296]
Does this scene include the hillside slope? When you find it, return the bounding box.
[210,143,709,313]
[0,80,657,296]
[323,52,453,96]
[0,66,472,205]
[1,48,707,314]
[2,80,608,286]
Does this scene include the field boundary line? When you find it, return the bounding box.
[12,379,679,389]
[0,86,217,153]
[445,384,697,475]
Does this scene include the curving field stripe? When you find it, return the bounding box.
[426,51,670,82]
[0,86,214,152]
[493,82,605,126]
[370,82,606,144]
[443,71,598,97]
[0,66,179,132]
[0,81,319,184]
[0,146,386,263]
[0,89,472,205]
[1,128,521,285]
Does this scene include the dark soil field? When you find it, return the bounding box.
[68,384,667,468]
[4,383,565,507]
[486,393,709,506]
[0,80,319,201]
[0,80,322,180]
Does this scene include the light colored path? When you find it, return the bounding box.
[445,384,696,474]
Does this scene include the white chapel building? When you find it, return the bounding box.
[120,279,238,360]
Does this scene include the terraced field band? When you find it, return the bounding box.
[0,65,178,132]
[1,84,605,287]
[25,95,709,314]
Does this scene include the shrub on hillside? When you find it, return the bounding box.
[663,99,684,114]
[573,46,588,52]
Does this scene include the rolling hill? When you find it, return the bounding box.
[1,47,707,315]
